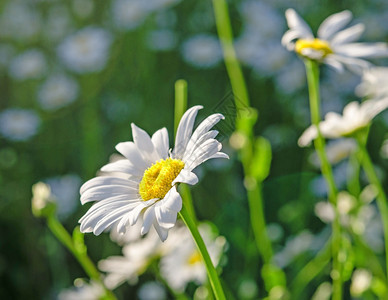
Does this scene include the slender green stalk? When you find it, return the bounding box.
[46,216,116,300]
[304,59,342,300]
[357,138,388,278]
[246,180,273,263]
[174,79,188,135]
[212,0,282,294]
[179,206,226,300]
[211,0,250,112]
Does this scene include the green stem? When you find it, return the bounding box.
[46,216,116,300]
[246,179,273,263]
[304,59,342,300]
[211,0,250,116]
[174,79,188,135]
[179,206,226,300]
[357,138,388,278]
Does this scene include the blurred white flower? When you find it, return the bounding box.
[356,67,388,99]
[146,29,177,51]
[99,227,164,289]
[79,106,228,241]
[160,223,226,292]
[282,9,388,73]
[31,182,56,217]
[0,1,41,41]
[298,98,388,147]
[111,0,149,31]
[58,279,105,300]
[308,139,357,167]
[315,201,335,224]
[312,282,332,300]
[58,27,113,73]
[9,49,47,80]
[0,108,41,142]
[181,35,223,68]
[44,174,82,219]
[109,221,143,246]
[274,230,314,268]
[138,281,167,300]
[350,269,372,296]
[37,74,79,111]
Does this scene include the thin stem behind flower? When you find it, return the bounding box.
[179,206,226,300]
[357,136,388,279]
[304,59,342,300]
[47,216,116,300]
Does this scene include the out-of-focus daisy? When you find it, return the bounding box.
[9,50,47,80]
[79,106,228,241]
[350,269,373,297]
[308,139,357,167]
[58,279,105,300]
[111,0,148,31]
[181,35,223,68]
[31,182,56,218]
[0,108,41,142]
[0,2,41,42]
[160,223,226,292]
[44,174,82,219]
[146,29,177,52]
[57,27,113,73]
[99,227,164,288]
[138,281,167,300]
[356,67,388,99]
[37,74,79,111]
[282,9,388,73]
[298,98,388,147]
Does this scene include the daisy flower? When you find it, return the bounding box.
[160,223,226,292]
[281,9,388,72]
[298,97,388,147]
[356,67,388,99]
[79,106,228,241]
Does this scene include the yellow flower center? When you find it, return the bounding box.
[139,158,185,201]
[187,250,202,265]
[295,38,333,58]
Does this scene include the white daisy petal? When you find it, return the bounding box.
[285,9,313,38]
[317,10,352,41]
[129,203,146,226]
[183,130,219,161]
[323,56,345,72]
[151,127,169,159]
[162,187,182,212]
[173,169,199,185]
[331,24,365,46]
[80,176,138,195]
[155,203,177,229]
[115,142,149,170]
[101,160,143,176]
[153,220,169,241]
[81,185,138,203]
[94,204,138,235]
[281,30,304,49]
[334,43,388,58]
[141,206,155,235]
[173,105,203,159]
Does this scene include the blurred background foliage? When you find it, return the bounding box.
[1,0,388,299]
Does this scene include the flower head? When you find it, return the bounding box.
[356,67,388,99]
[298,97,388,146]
[282,9,388,73]
[79,106,228,241]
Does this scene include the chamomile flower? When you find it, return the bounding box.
[58,280,105,300]
[160,223,226,292]
[298,97,388,147]
[79,106,228,241]
[356,67,388,99]
[282,9,388,73]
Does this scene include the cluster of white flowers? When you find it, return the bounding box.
[99,222,226,292]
